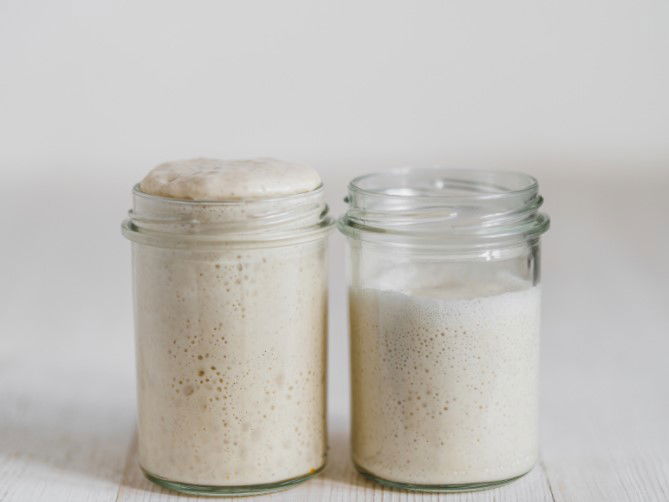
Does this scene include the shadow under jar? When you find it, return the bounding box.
[122,185,332,496]
[338,169,550,492]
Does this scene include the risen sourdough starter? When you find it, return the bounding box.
[133,158,327,486]
[350,280,540,485]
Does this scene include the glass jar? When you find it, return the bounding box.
[338,168,550,492]
[122,184,332,496]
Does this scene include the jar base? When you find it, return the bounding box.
[142,464,325,497]
[354,462,532,493]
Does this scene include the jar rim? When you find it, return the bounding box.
[131,182,326,205]
[348,168,539,202]
[123,183,333,248]
[339,167,549,251]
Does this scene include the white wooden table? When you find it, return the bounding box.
[1,172,668,501]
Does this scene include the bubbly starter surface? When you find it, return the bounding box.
[140,157,321,200]
[349,283,540,485]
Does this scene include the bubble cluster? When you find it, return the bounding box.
[350,284,541,485]
[133,240,327,486]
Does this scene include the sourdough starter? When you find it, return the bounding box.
[350,282,540,485]
[132,158,327,486]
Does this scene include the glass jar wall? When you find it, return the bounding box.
[339,169,550,492]
[122,185,332,496]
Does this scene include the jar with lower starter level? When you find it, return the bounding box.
[339,168,550,492]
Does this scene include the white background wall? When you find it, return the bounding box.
[1,0,667,418]
[2,0,668,177]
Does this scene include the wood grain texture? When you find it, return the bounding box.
[0,352,135,502]
[1,174,668,501]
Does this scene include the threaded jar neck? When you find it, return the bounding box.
[122,184,333,248]
[338,168,549,253]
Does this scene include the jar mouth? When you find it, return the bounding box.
[131,183,327,206]
[122,183,333,248]
[349,168,539,201]
[339,168,549,250]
